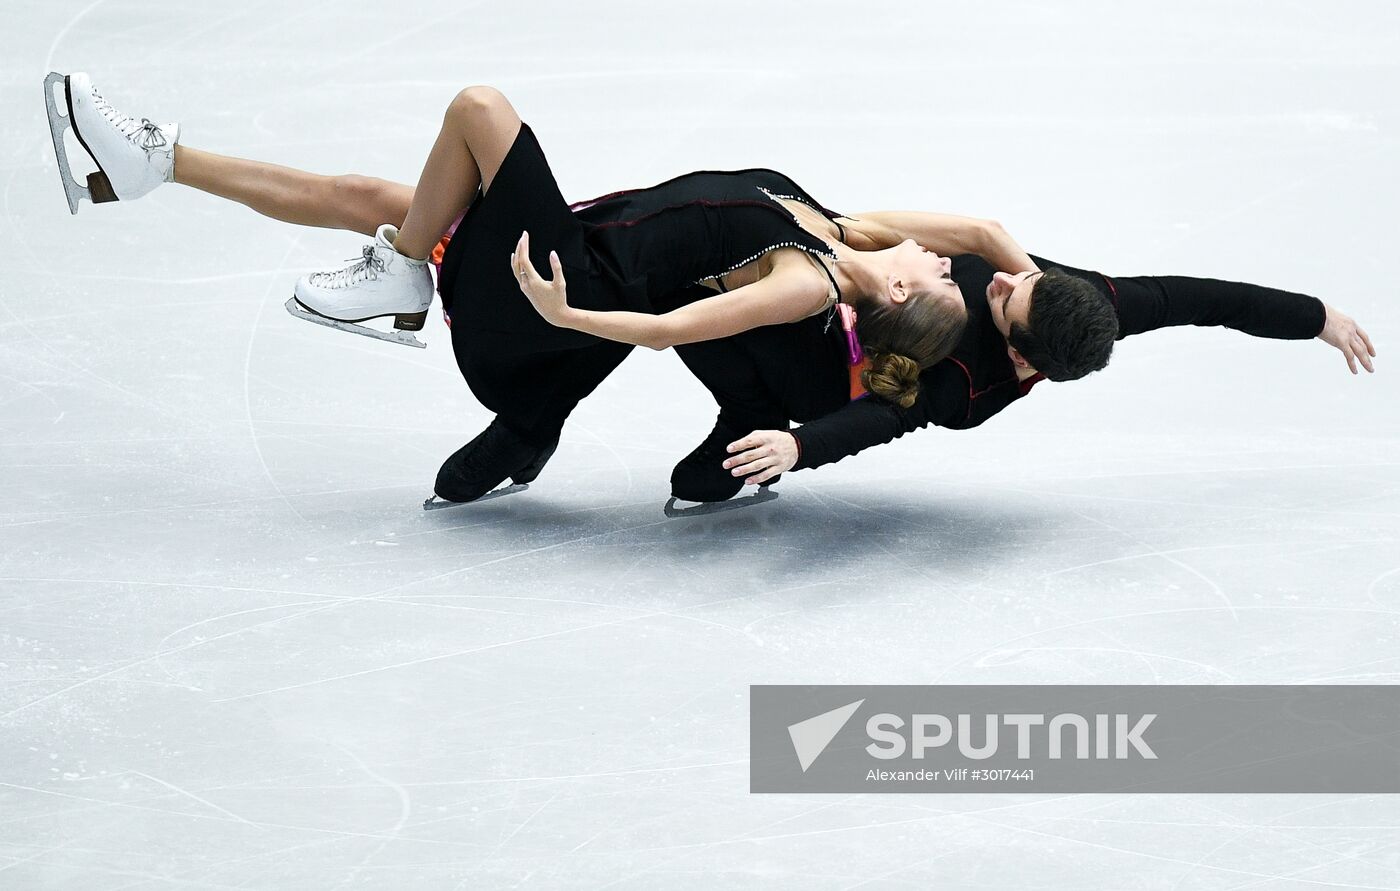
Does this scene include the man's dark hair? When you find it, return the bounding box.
[1007,268,1119,381]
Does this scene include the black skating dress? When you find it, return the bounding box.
[435,121,849,447]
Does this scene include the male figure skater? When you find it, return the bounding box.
[669,250,1375,502]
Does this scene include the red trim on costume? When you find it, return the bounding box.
[946,357,977,422]
[949,355,1042,421]
[1099,273,1119,308]
[568,188,633,212]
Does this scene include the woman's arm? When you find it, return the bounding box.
[848,212,1038,274]
[513,232,830,350]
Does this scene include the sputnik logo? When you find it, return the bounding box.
[787,699,864,772]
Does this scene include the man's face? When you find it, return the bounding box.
[986,271,1041,366]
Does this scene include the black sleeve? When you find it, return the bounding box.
[791,364,967,471]
[1110,274,1327,341]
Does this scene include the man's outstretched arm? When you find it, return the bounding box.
[1107,272,1376,374]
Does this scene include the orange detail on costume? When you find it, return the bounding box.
[431,234,451,266]
[849,358,870,401]
[433,234,453,329]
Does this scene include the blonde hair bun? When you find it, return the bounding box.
[862,352,921,408]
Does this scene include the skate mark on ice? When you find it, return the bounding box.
[1159,801,1381,891]
[151,599,354,681]
[0,308,205,428]
[861,528,1158,678]
[381,592,645,612]
[211,563,833,702]
[193,513,687,648]
[329,741,412,888]
[123,770,260,829]
[0,369,63,411]
[1036,538,1380,580]
[601,792,1082,885]
[938,476,1400,521]
[0,589,352,720]
[1365,564,1400,606]
[42,0,108,73]
[0,780,488,851]
[1068,507,1240,622]
[978,646,1233,684]
[569,418,634,497]
[33,268,316,286]
[209,612,674,702]
[930,604,1400,686]
[243,232,313,526]
[271,322,448,373]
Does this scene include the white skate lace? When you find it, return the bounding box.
[90,88,169,151]
[309,245,388,289]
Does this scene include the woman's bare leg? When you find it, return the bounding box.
[393,86,523,259]
[168,85,520,250]
[172,146,415,237]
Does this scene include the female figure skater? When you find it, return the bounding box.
[46,73,1039,503]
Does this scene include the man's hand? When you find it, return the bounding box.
[724,430,799,485]
[513,230,572,327]
[1317,304,1376,374]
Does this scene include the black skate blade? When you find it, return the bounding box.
[663,487,778,519]
[285,297,427,349]
[422,483,529,511]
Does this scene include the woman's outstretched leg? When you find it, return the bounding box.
[177,85,522,253]
[47,72,413,235]
[174,147,414,236]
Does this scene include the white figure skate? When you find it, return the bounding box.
[287,224,434,349]
[44,72,178,214]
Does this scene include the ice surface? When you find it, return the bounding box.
[2,1,1399,887]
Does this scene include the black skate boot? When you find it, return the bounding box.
[434,418,544,503]
[670,415,786,503]
[670,417,745,503]
[511,433,559,485]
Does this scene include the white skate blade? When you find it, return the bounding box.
[284,297,427,349]
[44,72,95,215]
[422,484,529,511]
[663,487,778,518]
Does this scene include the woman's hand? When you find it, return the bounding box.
[1317,303,1376,374]
[724,430,799,485]
[513,230,572,327]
